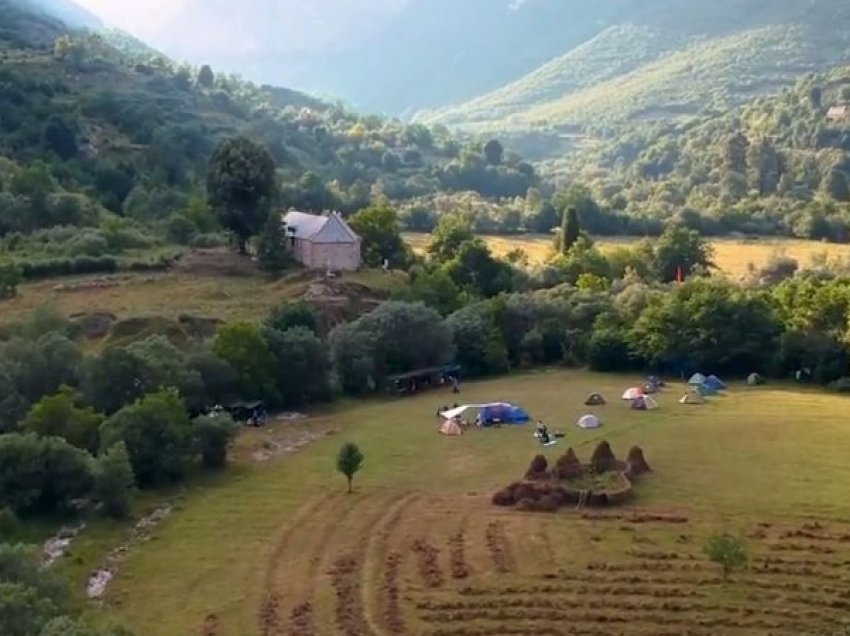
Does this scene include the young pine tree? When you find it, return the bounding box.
[336,442,364,493]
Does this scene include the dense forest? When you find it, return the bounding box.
[0,0,536,278]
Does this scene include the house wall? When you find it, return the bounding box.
[306,241,361,271]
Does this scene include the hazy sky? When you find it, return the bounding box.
[74,0,182,34]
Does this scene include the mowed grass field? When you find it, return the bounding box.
[78,370,850,635]
[405,233,850,278]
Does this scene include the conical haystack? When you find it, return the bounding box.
[552,447,582,480]
[525,454,550,481]
[590,441,618,473]
[627,446,651,475]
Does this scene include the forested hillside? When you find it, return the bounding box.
[425,0,850,136]
[0,0,535,276]
[550,67,850,241]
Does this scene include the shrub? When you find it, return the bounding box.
[93,442,135,519]
[0,507,21,539]
[704,533,748,580]
[590,441,618,474]
[192,414,237,469]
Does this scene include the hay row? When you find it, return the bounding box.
[383,553,404,634]
[412,540,444,588]
[329,555,373,636]
[484,521,514,574]
[448,532,470,580]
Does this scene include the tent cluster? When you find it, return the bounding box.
[679,373,728,405]
[620,382,659,411]
[438,402,531,436]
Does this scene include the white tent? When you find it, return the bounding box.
[632,395,659,410]
[439,404,486,419]
[621,387,643,400]
[577,414,601,429]
[688,373,706,385]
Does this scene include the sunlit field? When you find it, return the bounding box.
[79,369,850,635]
[405,233,850,279]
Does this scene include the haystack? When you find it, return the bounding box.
[590,441,618,473]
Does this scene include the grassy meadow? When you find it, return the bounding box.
[73,370,850,635]
[405,232,850,279]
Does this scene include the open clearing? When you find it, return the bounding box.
[405,233,850,279]
[77,370,850,635]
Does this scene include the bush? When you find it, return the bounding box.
[93,442,136,519]
[0,507,21,540]
[0,433,94,513]
[192,414,237,469]
[101,390,192,487]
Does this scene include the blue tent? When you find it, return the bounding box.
[705,375,727,390]
[695,382,718,396]
[480,403,530,426]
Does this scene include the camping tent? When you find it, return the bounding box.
[688,373,706,385]
[584,392,606,406]
[631,395,659,411]
[621,387,643,400]
[694,383,717,396]
[577,414,601,429]
[642,383,659,394]
[680,392,705,405]
[438,418,463,436]
[647,375,664,388]
[705,375,727,390]
[746,372,764,386]
[441,403,530,426]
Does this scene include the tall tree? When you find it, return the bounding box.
[348,200,408,268]
[652,225,713,282]
[561,206,580,254]
[427,214,474,263]
[257,212,291,274]
[93,442,135,519]
[206,137,277,253]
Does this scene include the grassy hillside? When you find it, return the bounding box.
[425,0,850,135]
[70,369,850,634]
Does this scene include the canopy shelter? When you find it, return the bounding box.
[631,395,658,411]
[688,373,706,385]
[621,387,643,400]
[440,402,530,426]
[705,375,727,390]
[577,414,601,429]
[385,364,461,396]
[221,400,267,424]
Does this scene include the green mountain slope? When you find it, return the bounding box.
[547,64,850,241]
[424,0,850,136]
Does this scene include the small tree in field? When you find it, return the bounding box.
[336,442,364,493]
[704,533,747,580]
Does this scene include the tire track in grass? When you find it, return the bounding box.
[360,492,422,635]
[259,493,348,635]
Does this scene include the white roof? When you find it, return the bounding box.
[282,210,359,243]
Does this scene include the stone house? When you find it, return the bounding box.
[281,210,361,271]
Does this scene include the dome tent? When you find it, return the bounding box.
[631,395,658,410]
[439,418,463,436]
[584,392,606,406]
[688,373,706,385]
[694,382,718,396]
[577,414,601,429]
[621,387,643,400]
[680,392,705,405]
[479,403,530,426]
[747,372,764,386]
[705,375,726,391]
